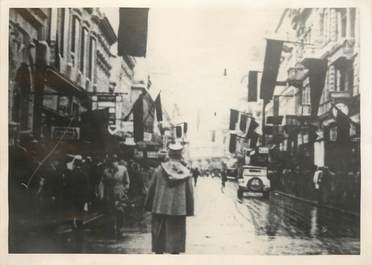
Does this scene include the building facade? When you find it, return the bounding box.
[265,8,360,172]
[9,8,118,146]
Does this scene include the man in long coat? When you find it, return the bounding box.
[144,142,194,254]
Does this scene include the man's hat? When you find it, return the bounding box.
[168,141,183,151]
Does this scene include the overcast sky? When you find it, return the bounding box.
[103,8,284,143]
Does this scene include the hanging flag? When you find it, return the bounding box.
[118,8,149,57]
[248,71,258,102]
[229,134,237,153]
[273,95,280,117]
[133,95,144,142]
[229,109,239,130]
[155,94,163,121]
[183,122,188,134]
[250,132,259,148]
[260,39,283,101]
[176,125,183,138]
[302,58,328,117]
[239,114,248,132]
[246,118,259,138]
[336,109,350,143]
[211,130,216,142]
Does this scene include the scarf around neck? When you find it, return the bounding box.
[161,160,191,181]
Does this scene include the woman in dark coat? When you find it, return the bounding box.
[144,142,194,254]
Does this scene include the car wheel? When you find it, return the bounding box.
[247,177,264,192]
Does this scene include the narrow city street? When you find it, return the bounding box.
[69,177,360,255]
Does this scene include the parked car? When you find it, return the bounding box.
[237,165,271,198]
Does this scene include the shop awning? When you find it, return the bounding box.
[45,68,91,108]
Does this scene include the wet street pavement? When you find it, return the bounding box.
[80,176,360,254]
[14,176,360,254]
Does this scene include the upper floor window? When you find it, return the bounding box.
[80,28,88,74]
[88,36,96,81]
[71,16,81,65]
[349,8,356,38]
[302,84,311,105]
[337,9,347,39]
[335,61,353,92]
[322,9,331,43]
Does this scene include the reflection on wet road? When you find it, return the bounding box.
[80,177,359,254]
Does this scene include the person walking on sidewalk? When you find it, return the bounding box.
[192,167,200,187]
[144,142,194,254]
[103,156,131,238]
[221,168,227,193]
[313,166,323,203]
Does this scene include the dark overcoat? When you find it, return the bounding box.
[144,163,194,216]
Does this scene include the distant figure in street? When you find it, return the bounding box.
[221,168,227,193]
[192,167,200,187]
[313,166,323,202]
[144,142,194,254]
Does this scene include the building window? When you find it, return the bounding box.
[88,37,96,80]
[58,8,65,56]
[80,28,88,74]
[71,16,81,66]
[337,9,347,39]
[323,9,330,43]
[349,8,356,38]
[302,84,311,105]
[335,61,353,92]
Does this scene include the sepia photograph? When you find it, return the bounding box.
[5,5,364,257]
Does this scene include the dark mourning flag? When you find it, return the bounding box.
[240,114,248,132]
[248,71,258,102]
[229,109,239,130]
[176,125,183,138]
[229,134,237,153]
[118,8,149,57]
[302,58,328,117]
[155,94,163,121]
[260,39,283,101]
[133,95,144,142]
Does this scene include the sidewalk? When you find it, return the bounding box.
[273,190,359,217]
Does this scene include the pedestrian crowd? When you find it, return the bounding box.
[9,134,156,245]
[269,163,360,211]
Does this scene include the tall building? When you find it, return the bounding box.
[9,8,118,146]
[265,8,360,171]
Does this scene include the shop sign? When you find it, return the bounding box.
[258,147,269,154]
[329,126,337,142]
[97,94,116,102]
[303,133,309,144]
[147,151,159,159]
[134,150,144,158]
[43,94,58,111]
[122,121,133,133]
[144,132,152,142]
[125,137,136,146]
[51,126,80,141]
[298,134,303,145]
[58,96,70,116]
